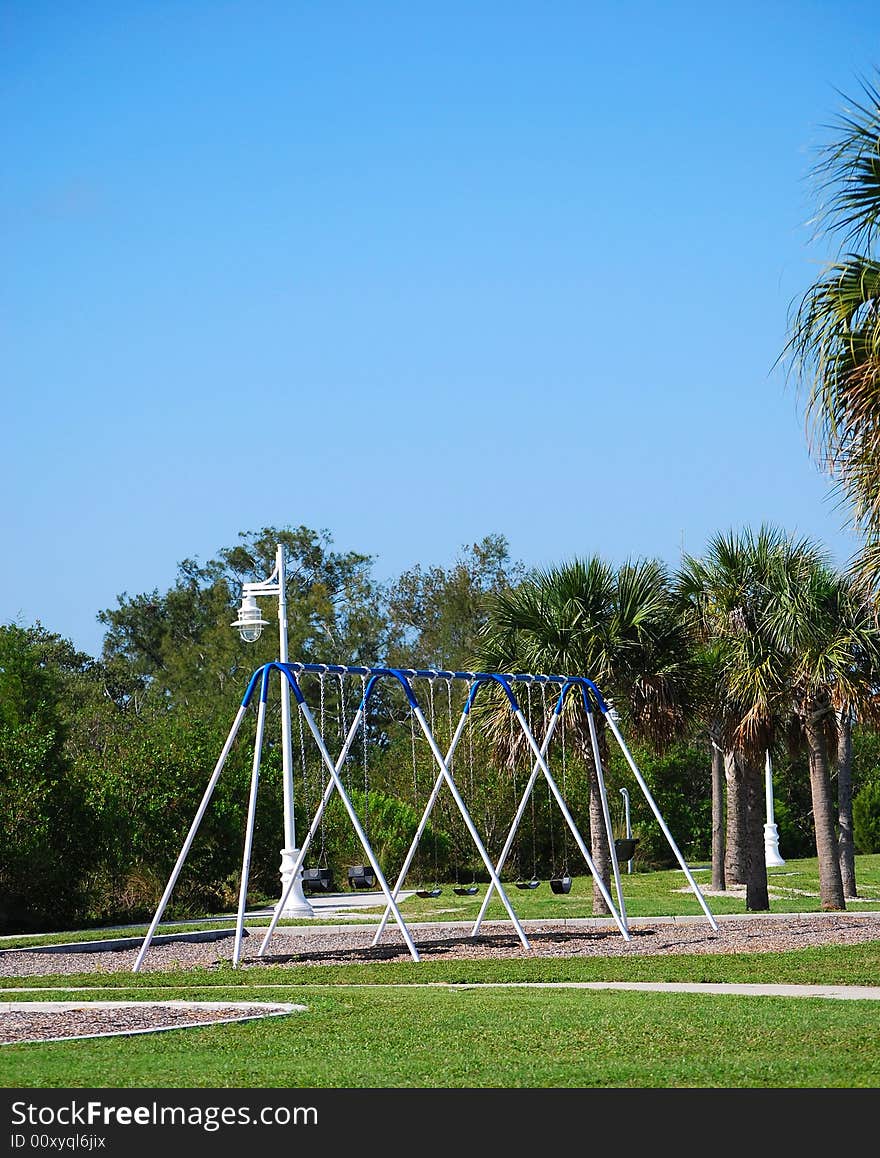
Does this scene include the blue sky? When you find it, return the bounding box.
[3,1,879,659]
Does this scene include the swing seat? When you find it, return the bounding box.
[301,867,334,892]
[615,838,638,861]
[515,879,541,890]
[550,875,572,894]
[453,885,479,896]
[347,865,377,889]
[415,887,442,898]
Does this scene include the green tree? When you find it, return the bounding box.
[675,527,823,911]
[763,550,880,907]
[386,534,525,671]
[853,780,880,850]
[473,557,700,915]
[98,526,388,713]
[783,73,880,593]
[74,707,263,921]
[679,527,880,913]
[0,624,98,931]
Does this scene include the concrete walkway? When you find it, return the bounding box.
[437,980,880,1000]
[4,980,880,1001]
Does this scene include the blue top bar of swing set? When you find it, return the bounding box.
[243,661,609,714]
[280,661,586,685]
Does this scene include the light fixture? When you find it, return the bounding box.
[231,592,269,643]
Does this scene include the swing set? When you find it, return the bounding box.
[132,662,717,970]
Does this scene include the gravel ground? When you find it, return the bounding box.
[3,913,880,974]
[3,913,879,1044]
[0,1003,299,1046]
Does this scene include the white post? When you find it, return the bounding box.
[764,750,785,868]
[275,544,314,917]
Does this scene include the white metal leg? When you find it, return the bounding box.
[233,691,268,966]
[412,703,531,948]
[605,712,718,931]
[373,703,531,949]
[473,707,630,941]
[132,704,250,972]
[371,713,463,945]
[585,709,629,929]
[471,711,559,934]
[258,700,422,963]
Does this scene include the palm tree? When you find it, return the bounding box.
[675,527,830,911]
[472,556,700,915]
[783,74,880,593]
[764,553,880,909]
[680,526,880,913]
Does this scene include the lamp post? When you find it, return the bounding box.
[764,749,785,869]
[619,786,633,873]
[231,544,313,918]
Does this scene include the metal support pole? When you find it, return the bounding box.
[585,709,629,930]
[406,702,532,948]
[471,711,559,935]
[258,696,421,963]
[473,707,630,941]
[233,679,269,966]
[620,786,632,873]
[605,712,718,931]
[132,704,250,972]
[372,706,471,945]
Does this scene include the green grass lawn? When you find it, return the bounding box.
[3,982,879,1089]
[2,856,879,1088]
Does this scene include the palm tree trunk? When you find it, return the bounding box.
[583,726,612,916]
[743,756,770,911]
[710,724,725,892]
[804,699,846,911]
[724,749,747,885]
[836,707,858,898]
[588,758,612,915]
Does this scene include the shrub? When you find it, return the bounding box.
[0,720,97,932]
[853,781,880,853]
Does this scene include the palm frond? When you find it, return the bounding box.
[811,74,880,254]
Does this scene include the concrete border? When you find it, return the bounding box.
[0,928,244,955]
[0,999,305,1045]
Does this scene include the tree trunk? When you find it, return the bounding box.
[743,755,770,911]
[724,749,747,885]
[585,727,612,916]
[804,698,846,911]
[836,707,857,899]
[710,725,725,892]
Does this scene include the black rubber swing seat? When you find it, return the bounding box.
[415,887,442,898]
[453,885,480,896]
[301,867,334,892]
[515,879,541,890]
[615,838,639,861]
[550,875,572,894]
[347,865,377,890]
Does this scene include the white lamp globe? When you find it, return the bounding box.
[232,593,269,643]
